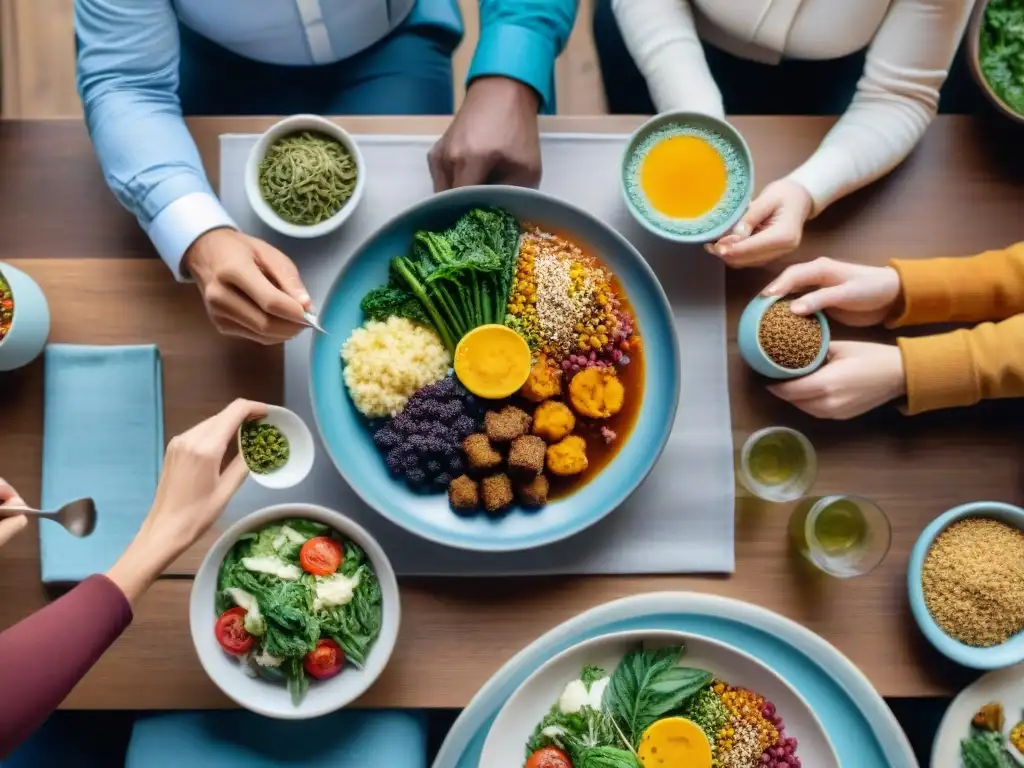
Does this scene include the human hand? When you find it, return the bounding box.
[762,258,903,327]
[707,179,814,267]
[767,341,905,420]
[184,228,312,345]
[106,399,267,603]
[428,76,541,191]
[0,479,28,549]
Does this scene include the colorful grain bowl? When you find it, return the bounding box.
[0,262,50,372]
[340,206,647,515]
[311,185,679,552]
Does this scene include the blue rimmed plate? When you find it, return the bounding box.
[309,186,680,552]
[432,592,917,768]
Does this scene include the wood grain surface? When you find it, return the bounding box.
[1,116,1023,708]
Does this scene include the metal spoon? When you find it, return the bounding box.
[303,311,327,334]
[0,498,97,538]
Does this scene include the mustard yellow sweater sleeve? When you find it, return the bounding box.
[887,243,1024,414]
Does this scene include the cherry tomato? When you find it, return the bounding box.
[303,639,345,680]
[214,607,254,655]
[300,536,343,576]
[525,747,572,768]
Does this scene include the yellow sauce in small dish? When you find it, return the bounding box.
[454,325,532,399]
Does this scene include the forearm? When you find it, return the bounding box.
[470,0,576,112]
[889,244,1024,326]
[76,0,235,279]
[787,0,972,213]
[611,0,723,118]
[899,314,1024,415]
[0,575,132,758]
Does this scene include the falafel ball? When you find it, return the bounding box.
[517,473,550,508]
[508,435,546,476]
[462,433,503,470]
[519,358,562,402]
[448,474,480,512]
[546,435,589,477]
[481,473,514,514]
[532,400,576,443]
[484,405,532,443]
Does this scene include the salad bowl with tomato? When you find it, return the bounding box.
[190,503,400,719]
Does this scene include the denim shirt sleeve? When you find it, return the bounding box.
[75,0,236,280]
[469,0,576,113]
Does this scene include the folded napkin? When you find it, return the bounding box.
[40,345,164,584]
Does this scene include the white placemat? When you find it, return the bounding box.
[218,133,735,575]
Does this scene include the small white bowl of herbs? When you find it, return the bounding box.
[189,503,400,719]
[238,405,314,490]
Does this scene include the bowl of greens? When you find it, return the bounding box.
[189,503,399,719]
[970,0,1024,124]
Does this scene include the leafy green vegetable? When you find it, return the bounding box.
[577,746,642,768]
[582,665,608,691]
[962,727,1023,768]
[602,646,713,747]
[980,0,1024,114]
[525,705,617,763]
[216,521,383,705]
[358,207,521,352]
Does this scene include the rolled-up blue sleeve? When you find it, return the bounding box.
[75,0,236,279]
[468,0,576,113]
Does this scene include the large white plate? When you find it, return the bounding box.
[932,664,1024,767]
[433,592,916,768]
[481,629,840,767]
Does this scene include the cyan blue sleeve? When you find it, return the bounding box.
[469,0,577,113]
[75,0,236,279]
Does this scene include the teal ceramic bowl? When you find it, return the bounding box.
[737,294,830,380]
[0,262,50,372]
[309,186,681,552]
[908,501,1024,669]
[621,111,754,244]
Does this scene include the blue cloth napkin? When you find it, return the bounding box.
[40,344,163,584]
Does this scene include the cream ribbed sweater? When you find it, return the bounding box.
[611,0,975,214]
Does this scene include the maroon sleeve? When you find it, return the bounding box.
[0,574,133,758]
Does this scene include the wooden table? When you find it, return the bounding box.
[1,116,1023,709]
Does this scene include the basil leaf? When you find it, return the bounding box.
[578,746,642,768]
[603,646,713,746]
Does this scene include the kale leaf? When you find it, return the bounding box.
[980,0,1024,114]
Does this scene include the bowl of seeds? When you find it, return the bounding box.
[238,405,315,490]
[245,114,365,239]
[737,295,830,379]
[909,501,1024,669]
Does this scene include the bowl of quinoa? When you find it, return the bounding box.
[308,185,680,552]
[909,501,1024,669]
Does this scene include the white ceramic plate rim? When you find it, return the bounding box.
[189,503,400,720]
[931,664,1024,768]
[480,627,840,767]
[433,591,916,767]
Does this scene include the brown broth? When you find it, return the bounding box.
[548,333,645,500]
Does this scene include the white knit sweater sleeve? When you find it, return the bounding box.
[611,0,725,119]
[787,0,974,214]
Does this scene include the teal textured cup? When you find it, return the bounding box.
[0,262,50,372]
[620,111,754,244]
[738,295,829,380]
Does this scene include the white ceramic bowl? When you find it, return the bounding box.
[189,503,400,720]
[245,114,366,239]
[237,405,315,490]
[481,628,839,768]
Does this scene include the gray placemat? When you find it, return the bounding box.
[218,133,734,575]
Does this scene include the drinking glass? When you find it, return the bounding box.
[737,427,817,502]
[789,495,892,578]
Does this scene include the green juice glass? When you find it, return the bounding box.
[737,427,817,502]
[789,495,892,578]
